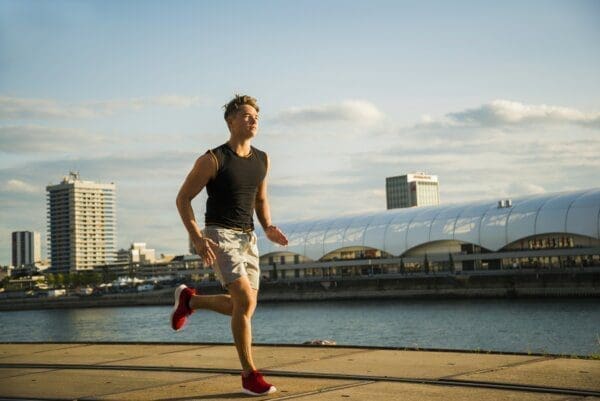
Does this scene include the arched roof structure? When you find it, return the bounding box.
[257,188,600,261]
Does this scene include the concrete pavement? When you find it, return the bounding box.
[0,342,598,400]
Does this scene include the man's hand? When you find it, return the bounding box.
[265,225,288,246]
[193,237,219,266]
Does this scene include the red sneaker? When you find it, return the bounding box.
[170,284,196,331]
[242,370,276,396]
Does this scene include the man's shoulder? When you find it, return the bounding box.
[211,143,228,153]
[206,143,229,159]
[251,146,268,165]
[203,143,228,171]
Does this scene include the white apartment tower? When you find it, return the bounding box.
[386,173,440,209]
[46,172,117,272]
[11,231,41,267]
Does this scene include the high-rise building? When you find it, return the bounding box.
[46,172,117,272]
[11,231,41,267]
[386,173,440,209]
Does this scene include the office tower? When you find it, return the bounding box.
[129,242,156,264]
[386,173,440,209]
[11,231,41,267]
[46,172,117,272]
[115,243,156,265]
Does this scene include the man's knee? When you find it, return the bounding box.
[228,276,257,313]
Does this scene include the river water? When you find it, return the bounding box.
[0,298,598,356]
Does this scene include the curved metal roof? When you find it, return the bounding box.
[257,188,600,261]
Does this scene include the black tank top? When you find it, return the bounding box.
[204,143,267,231]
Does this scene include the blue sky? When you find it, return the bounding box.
[1,0,599,265]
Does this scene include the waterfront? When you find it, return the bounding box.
[0,298,598,356]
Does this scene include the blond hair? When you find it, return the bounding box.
[223,94,259,121]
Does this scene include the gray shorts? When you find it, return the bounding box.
[202,226,261,290]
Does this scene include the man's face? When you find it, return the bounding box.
[228,104,259,139]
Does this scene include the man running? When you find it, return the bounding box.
[172,94,288,396]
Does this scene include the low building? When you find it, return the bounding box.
[116,243,156,265]
[257,188,600,276]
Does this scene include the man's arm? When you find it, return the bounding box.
[255,154,288,246]
[176,153,219,264]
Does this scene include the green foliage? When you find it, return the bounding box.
[46,273,55,288]
[55,273,65,288]
[80,272,92,286]
[78,271,102,286]
[69,273,80,287]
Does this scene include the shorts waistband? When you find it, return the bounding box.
[205,223,254,233]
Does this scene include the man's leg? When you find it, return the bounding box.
[189,294,232,316]
[227,276,258,374]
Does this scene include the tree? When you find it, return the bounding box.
[69,273,80,288]
[55,273,65,288]
[79,272,89,286]
[46,273,55,288]
[92,272,102,286]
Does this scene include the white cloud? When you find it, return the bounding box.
[442,99,600,128]
[2,99,599,265]
[507,182,546,196]
[0,124,210,155]
[0,95,204,120]
[342,100,600,206]
[2,179,40,194]
[0,125,105,153]
[89,95,204,114]
[273,99,384,125]
[0,97,95,119]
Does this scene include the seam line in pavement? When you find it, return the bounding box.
[1,363,598,397]
[0,344,90,361]
[552,396,588,401]
[90,345,215,366]
[440,356,555,379]
[0,397,73,401]
[262,348,375,370]
[270,380,375,400]
[0,368,58,380]
[79,373,226,401]
[155,345,214,356]
[1,342,592,359]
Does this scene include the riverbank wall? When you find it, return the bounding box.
[1,268,598,311]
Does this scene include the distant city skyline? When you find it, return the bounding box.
[1,1,599,265]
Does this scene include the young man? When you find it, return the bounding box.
[173,94,288,396]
